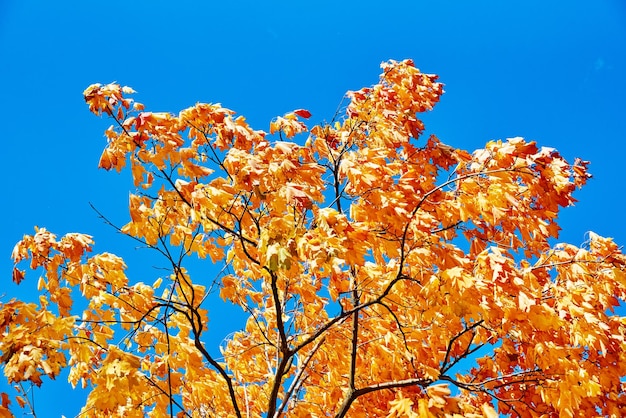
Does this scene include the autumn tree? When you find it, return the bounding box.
[2,59,625,418]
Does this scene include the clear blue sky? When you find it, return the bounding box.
[1,1,625,416]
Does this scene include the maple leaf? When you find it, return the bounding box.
[11,268,24,285]
[386,397,414,417]
[293,109,312,119]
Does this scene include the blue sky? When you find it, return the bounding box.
[1,1,625,416]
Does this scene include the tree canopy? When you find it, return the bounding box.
[2,59,625,417]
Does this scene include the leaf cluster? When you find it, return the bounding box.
[1,60,624,418]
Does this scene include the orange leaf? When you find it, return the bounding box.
[12,268,24,285]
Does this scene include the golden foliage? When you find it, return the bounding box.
[2,60,624,417]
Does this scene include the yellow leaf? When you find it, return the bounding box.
[387,397,414,417]
[481,403,498,418]
[518,291,535,312]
